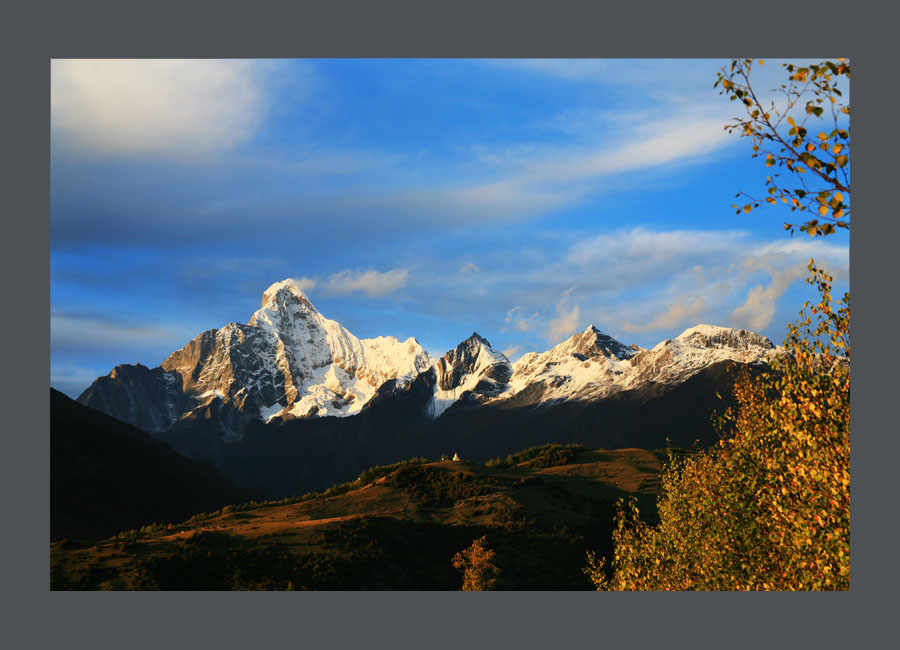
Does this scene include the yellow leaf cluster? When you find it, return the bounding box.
[452,536,501,590]
[586,263,849,591]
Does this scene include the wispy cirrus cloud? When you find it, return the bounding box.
[545,287,581,343]
[726,239,849,331]
[730,264,809,331]
[501,344,523,361]
[49,310,200,366]
[51,311,175,346]
[566,230,847,339]
[391,227,848,351]
[440,110,736,225]
[503,306,540,333]
[484,59,717,91]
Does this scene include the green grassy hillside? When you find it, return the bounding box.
[51,445,670,590]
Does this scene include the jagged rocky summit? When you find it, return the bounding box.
[79,280,432,440]
[78,279,776,442]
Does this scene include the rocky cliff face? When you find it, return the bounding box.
[77,364,188,434]
[431,333,514,417]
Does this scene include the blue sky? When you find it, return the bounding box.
[50,59,850,397]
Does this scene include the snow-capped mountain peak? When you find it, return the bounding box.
[504,327,636,404]
[673,324,774,352]
[439,333,509,382]
[82,280,435,438]
[250,279,321,328]
[628,324,775,388]
[78,279,779,442]
[259,278,314,309]
[558,325,637,361]
[431,332,513,417]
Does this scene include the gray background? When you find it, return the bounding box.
[4,0,892,647]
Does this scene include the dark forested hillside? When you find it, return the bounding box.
[51,389,258,541]
[51,446,666,590]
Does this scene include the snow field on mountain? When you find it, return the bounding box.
[86,279,779,432]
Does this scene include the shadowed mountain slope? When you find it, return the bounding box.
[51,389,259,541]
[151,359,758,499]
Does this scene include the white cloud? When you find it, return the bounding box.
[730,263,809,331]
[503,306,540,332]
[726,238,849,331]
[51,59,278,157]
[324,268,409,298]
[573,230,848,339]
[518,114,731,186]
[289,276,317,294]
[623,294,708,333]
[423,180,570,223]
[404,226,848,349]
[431,110,737,227]
[464,60,742,206]
[47,59,746,241]
[486,59,840,107]
[502,344,523,361]
[567,227,748,272]
[545,288,581,342]
[459,262,481,275]
[485,59,716,90]
[744,239,850,278]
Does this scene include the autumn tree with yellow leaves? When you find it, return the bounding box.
[585,59,850,591]
[715,58,850,236]
[452,536,501,591]
[586,263,849,590]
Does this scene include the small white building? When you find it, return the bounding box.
[452,452,460,461]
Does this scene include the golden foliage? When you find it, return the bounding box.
[452,536,501,591]
[717,59,850,237]
[586,263,849,590]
